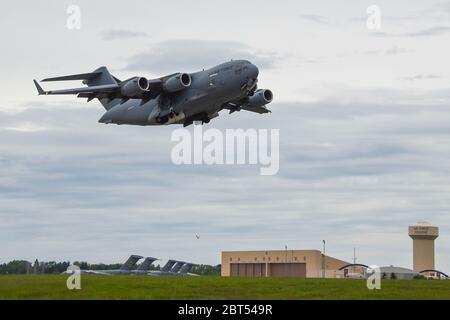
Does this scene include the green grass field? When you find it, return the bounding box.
[0,275,449,300]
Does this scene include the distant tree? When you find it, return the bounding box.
[0,259,194,274]
[33,259,40,274]
[73,261,89,270]
[39,261,46,274]
[148,263,159,271]
[90,263,122,270]
[153,264,161,271]
[390,272,397,280]
[191,264,221,276]
[2,260,31,274]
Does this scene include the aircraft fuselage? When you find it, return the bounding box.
[98,60,259,126]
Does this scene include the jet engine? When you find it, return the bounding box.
[247,89,273,108]
[163,73,192,93]
[120,77,149,98]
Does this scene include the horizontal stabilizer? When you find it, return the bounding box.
[39,84,119,95]
[42,72,103,82]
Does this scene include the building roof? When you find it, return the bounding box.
[410,221,437,227]
[380,266,417,274]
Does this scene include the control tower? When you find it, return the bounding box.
[408,222,439,272]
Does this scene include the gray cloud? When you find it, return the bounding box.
[1,90,450,267]
[1,1,450,270]
[362,46,410,56]
[299,14,329,25]
[350,15,417,23]
[124,40,279,73]
[401,74,443,81]
[101,29,149,41]
[373,26,450,37]
[435,2,450,13]
[385,46,410,55]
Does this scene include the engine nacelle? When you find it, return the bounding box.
[120,77,149,98]
[248,89,273,108]
[163,73,192,93]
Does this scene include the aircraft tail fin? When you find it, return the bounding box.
[41,66,119,86]
[170,261,185,273]
[136,257,157,271]
[179,263,195,274]
[33,80,45,95]
[120,255,143,271]
[161,259,177,272]
[38,66,121,110]
[86,67,121,110]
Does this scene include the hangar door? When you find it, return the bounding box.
[230,263,266,277]
[269,263,306,277]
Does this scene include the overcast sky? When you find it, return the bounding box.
[0,0,449,271]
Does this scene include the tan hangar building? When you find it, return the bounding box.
[221,250,351,278]
[409,222,439,272]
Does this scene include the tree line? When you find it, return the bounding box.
[0,259,221,276]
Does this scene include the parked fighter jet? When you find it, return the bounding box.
[78,255,143,275]
[33,60,273,127]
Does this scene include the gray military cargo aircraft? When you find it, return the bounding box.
[78,255,143,275]
[33,60,273,127]
[130,257,158,275]
[148,259,197,276]
[178,263,197,276]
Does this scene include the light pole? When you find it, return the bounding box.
[285,245,288,275]
[322,240,326,278]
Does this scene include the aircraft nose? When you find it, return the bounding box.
[248,63,259,79]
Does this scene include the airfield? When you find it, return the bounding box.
[0,275,449,300]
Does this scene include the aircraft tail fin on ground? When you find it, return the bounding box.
[161,260,177,272]
[120,255,143,270]
[170,261,185,273]
[179,263,194,274]
[136,257,157,271]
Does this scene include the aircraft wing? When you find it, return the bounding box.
[239,105,271,114]
[222,89,273,115]
[222,101,271,114]
[34,81,119,95]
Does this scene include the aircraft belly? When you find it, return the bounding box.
[181,96,224,119]
[104,99,158,125]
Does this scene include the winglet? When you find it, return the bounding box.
[33,79,46,95]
